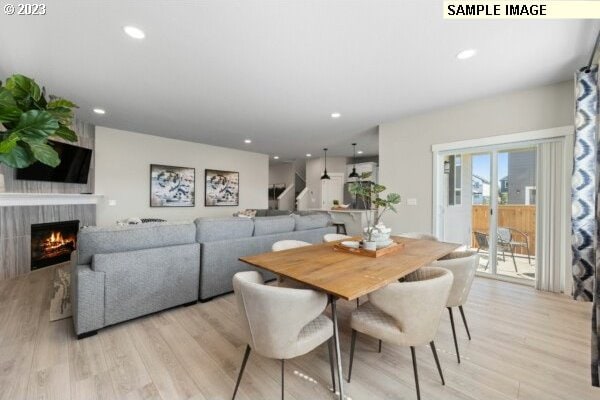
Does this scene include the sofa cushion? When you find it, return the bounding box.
[253,216,295,236]
[293,214,330,231]
[195,217,254,242]
[266,209,291,216]
[255,209,268,217]
[78,222,196,265]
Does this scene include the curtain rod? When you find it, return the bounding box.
[585,29,600,72]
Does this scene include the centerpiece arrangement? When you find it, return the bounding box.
[348,172,401,251]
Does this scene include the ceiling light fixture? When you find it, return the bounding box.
[321,148,330,180]
[123,26,145,39]
[349,143,359,179]
[273,156,279,160]
[306,153,312,157]
[357,150,364,155]
[244,139,252,144]
[93,108,106,115]
[330,112,341,119]
[456,48,477,60]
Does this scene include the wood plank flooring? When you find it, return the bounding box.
[0,266,598,400]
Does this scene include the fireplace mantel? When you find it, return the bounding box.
[0,193,104,207]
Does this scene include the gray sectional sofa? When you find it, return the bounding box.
[71,214,334,338]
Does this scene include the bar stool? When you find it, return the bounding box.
[332,222,347,235]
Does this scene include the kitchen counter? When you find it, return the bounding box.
[309,209,372,236]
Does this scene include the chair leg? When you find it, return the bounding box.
[356,298,360,308]
[378,340,382,353]
[327,338,336,393]
[281,359,285,400]
[510,245,518,272]
[410,346,420,400]
[430,341,445,385]
[348,329,357,383]
[232,345,251,400]
[458,305,471,340]
[448,307,460,363]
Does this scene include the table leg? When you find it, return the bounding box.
[329,295,345,399]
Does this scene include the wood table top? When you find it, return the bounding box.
[239,236,460,300]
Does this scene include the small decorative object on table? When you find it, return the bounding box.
[348,172,401,250]
[334,237,405,257]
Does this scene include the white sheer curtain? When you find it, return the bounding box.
[536,140,570,292]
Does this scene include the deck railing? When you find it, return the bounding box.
[471,204,536,256]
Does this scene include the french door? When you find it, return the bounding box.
[438,144,538,283]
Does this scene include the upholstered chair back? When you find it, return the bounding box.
[272,240,311,252]
[398,232,438,241]
[368,267,453,346]
[232,271,328,359]
[432,251,479,307]
[323,233,352,242]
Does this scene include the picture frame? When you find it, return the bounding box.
[205,169,239,206]
[150,164,196,207]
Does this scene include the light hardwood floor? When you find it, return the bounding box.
[0,266,598,400]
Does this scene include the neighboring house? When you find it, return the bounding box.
[506,150,537,204]
[472,174,490,205]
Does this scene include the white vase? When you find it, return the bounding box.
[362,241,377,251]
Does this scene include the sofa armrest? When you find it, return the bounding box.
[71,263,105,335]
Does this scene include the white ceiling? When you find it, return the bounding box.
[0,1,597,160]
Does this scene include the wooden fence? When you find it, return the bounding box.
[471,205,536,256]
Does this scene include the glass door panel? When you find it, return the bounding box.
[470,152,493,274]
[495,148,536,281]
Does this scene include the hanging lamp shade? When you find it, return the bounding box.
[349,143,359,178]
[321,148,330,180]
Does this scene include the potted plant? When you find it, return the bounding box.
[348,172,401,250]
[0,74,79,171]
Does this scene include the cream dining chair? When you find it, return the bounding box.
[323,233,352,242]
[347,267,453,400]
[272,240,311,288]
[431,250,479,363]
[231,271,336,400]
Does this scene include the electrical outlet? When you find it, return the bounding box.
[108,199,117,206]
[407,198,417,206]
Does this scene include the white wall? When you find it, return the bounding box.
[269,163,294,186]
[95,127,268,226]
[305,156,348,209]
[379,80,574,234]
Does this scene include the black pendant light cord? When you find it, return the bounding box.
[585,29,600,73]
[349,143,359,178]
[321,148,330,180]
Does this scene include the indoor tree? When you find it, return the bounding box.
[348,172,401,242]
[0,74,78,168]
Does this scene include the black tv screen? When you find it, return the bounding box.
[16,141,92,184]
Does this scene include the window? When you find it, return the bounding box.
[448,154,462,206]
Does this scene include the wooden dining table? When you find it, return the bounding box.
[239,236,460,399]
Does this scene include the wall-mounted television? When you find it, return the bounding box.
[16,140,92,184]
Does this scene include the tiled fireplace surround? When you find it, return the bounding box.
[0,120,96,281]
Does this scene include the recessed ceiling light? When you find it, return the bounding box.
[456,48,477,60]
[93,108,106,115]
[357,150,364,154]
[123,26,145,39]
[273,156,279,160]
[306,153,312,157]
[330,112,341,119]
[244,139,252,144]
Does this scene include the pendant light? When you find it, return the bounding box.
[321,148,330,180]
[349,143,359,179]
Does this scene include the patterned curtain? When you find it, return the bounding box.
[571,66,599,386]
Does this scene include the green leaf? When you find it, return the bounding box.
[26,141,60,167]
[10,110,59,142]
[359,171,372,180]
[46,106,73,125]
[5,74,41,102]
[47,98,78,109]
[0,143,34,168]
[0,88,22,123]
[386,193,401,204]
[51,126,78,142]
[372,184,386,193]
[0,133,19,153]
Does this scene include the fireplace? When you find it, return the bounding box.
[30,220,79,270]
